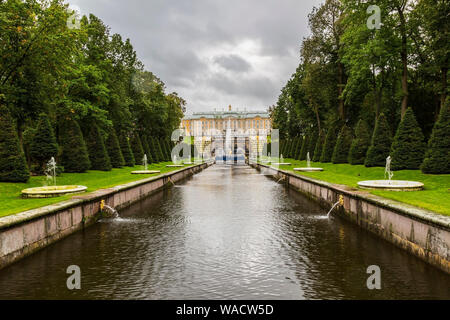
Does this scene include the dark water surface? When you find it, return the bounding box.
[0,165,449,299]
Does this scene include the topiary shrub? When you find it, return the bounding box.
[161,138,171,161]
[313,131,325,162]
[119,132,135,167]
[300,136,310,160]
[292,137,301,160]
[29,113,58,173]
[141,135,153,164]
[320,124,339,163]
[332,125,353,164]
[148,137,160,162]
[390,108,427,170]
[106,129,125,168]
[349,120,371,165]
[59,118,91,173]
[0,105,30,182]
[308,130,318,158]
[85,124,111,171]
[421,99,450,174]
[130,133,145,166]
[151,137,164,162]
[365,113,392,167]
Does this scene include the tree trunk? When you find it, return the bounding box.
[398,9,408,119]
[338,62,345,120]
[440,65,448,113]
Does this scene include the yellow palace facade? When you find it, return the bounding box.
[180,106,272,159]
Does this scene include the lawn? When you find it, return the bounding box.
[263,159,450,216]
[0,162,194,218]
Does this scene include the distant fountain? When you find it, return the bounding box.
[294,152,323,172]
[143,154,148,171]
[131,154,160,174]
[22,157,87,198]
[358,156,424,191]
[44,157,57,186]
[384,155,394,183]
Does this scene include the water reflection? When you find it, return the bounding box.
[0,165,448,299]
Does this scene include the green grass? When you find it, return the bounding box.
[0,162,194,218]
[264,159,450,216]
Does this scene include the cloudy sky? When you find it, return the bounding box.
[70,0,323,114]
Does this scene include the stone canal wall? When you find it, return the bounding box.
[0,163,210,270]
[251,163,450,274]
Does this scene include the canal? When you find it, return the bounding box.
[0,165,449,299]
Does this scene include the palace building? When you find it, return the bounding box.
[180,105,271,137]
[180,106,272,161]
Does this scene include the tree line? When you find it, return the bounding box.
[270,0,449,174]
[0,0,185,182]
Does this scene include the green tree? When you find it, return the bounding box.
[106,129,125,168]
[300,136,310,160]
[365,114,392,167]
[320,124,339,163]
[0,105,29,182]
[130,133,145,166]
[348,120,370,165]
[119,132,135,167]
[59,118,91,173]
[390,108,426,170]
[29,113,58,172]
[421,99,450,174]
[313,131,325,162]
[141,135,153,164]
[332,125,353,163]
[85,124,111,171]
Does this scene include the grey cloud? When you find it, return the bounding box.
[213,54,252,73]
[70,0,323,113]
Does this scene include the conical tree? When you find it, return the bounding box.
[29,113,58,173]
[300,136,310,160]
[0,105,30,182]
[161,138,170,161]
[349,120,371,165]
[106,129,125,168]
[152,137,164,162]
[421,98,450,174]
[131,133,145,166]
[284,139,292,158]
[294,138,301,160]
[288,138,297,158]
[141,135,153,164]
[85,124,111,171]
[320,124,339,163]
[148,137,160,162]
[313,131,325,162]
[59,118,91,173]
[332,125,353,164]
[365,114,392,167]
[119,132,135,167]
[390,108,427,170]
[308,130,318,157]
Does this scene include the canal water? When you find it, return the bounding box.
[0,165,449,299]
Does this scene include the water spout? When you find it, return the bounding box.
[327,195,344,218]
[44,157,57,186]
[385,156,394,184]
[306,152,311,168]
[100,200,118,218]
[142,154,148,171]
